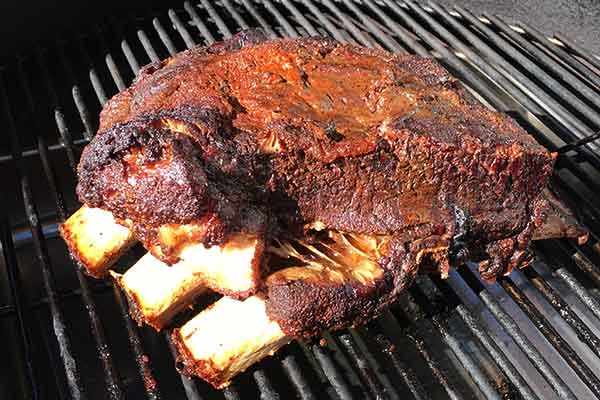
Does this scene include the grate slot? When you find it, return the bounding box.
[485,15,600,110]
[198,0,233,39]
[0,76,85,399]
[279,0,319,37]
[238,0,278,39]
[456,267,578,400]
[552,33,600,76]
[432,274,540,400]
[183,1,216,45]
[407,282,506,400]
[1,218,39,399]
[260,0,299,38]
[169,10,197,50]
[500,276,600,398]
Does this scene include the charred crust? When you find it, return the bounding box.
[266,271,395,339]
[115,274,148,328]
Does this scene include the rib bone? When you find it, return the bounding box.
[115,234,264,330]
[172,295,290,389]
[59,206,135,278]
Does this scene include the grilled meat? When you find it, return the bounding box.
[76,30,555,282]
[67,29,568,355]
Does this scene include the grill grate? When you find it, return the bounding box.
[1,1,600,399]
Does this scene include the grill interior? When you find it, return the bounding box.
[1,1,600,399]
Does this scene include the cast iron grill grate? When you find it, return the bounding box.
[1,1,600,399]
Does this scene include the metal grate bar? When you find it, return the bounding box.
[521,266,600,357]
[166,332,202,400]
[261,0,299,38]
[280,0,319,37]
[3,2,600,400]
[238,0,278,39]
[94,28,127,91]
[551,33,600,76]
[319,0,378,48]
[137,27,161,63]
[0,218,39,400]
[252,369,280,400]
[17,58,126,400]
[407,283,505,400]
[337,332,387,399]
[110,285,162,400]
[222,384,241,400]
[340,0,405,53]
[399,318,462,400]
[450,5,600,143]
[460,12,600,128]
[68,28,166,399]
[0,76,86,400]
[280,353,317,400]
[486,15,600,110]
[500,276,600,398]
[435,275,540,400]
[183,1,216,44]
[169,9,196,49]
[456,267,578,400]
[422,1,600,170]
[199,0,233,39]
[299,0,346,42]
[153,18,178,56]
[554,33,600,74]
[76,36,110,108]
[35,51,79,170]
[364,1,428,56]
[55,43,97,139]
[371,330,428,400]
[553,266,600,322]
[310,343,354,400]
[222,0,250,30]
[112,18,142,75]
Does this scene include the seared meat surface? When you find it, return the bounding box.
[75,30,556,339]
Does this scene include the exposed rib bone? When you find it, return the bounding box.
[116,234,263,330]
[59,206,135,278]
[172,295,290,389]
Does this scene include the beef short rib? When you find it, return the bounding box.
[76,30,556,337]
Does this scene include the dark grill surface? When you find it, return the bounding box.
[1,1,599,399]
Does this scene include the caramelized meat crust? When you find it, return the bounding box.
[76,30,556,337]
